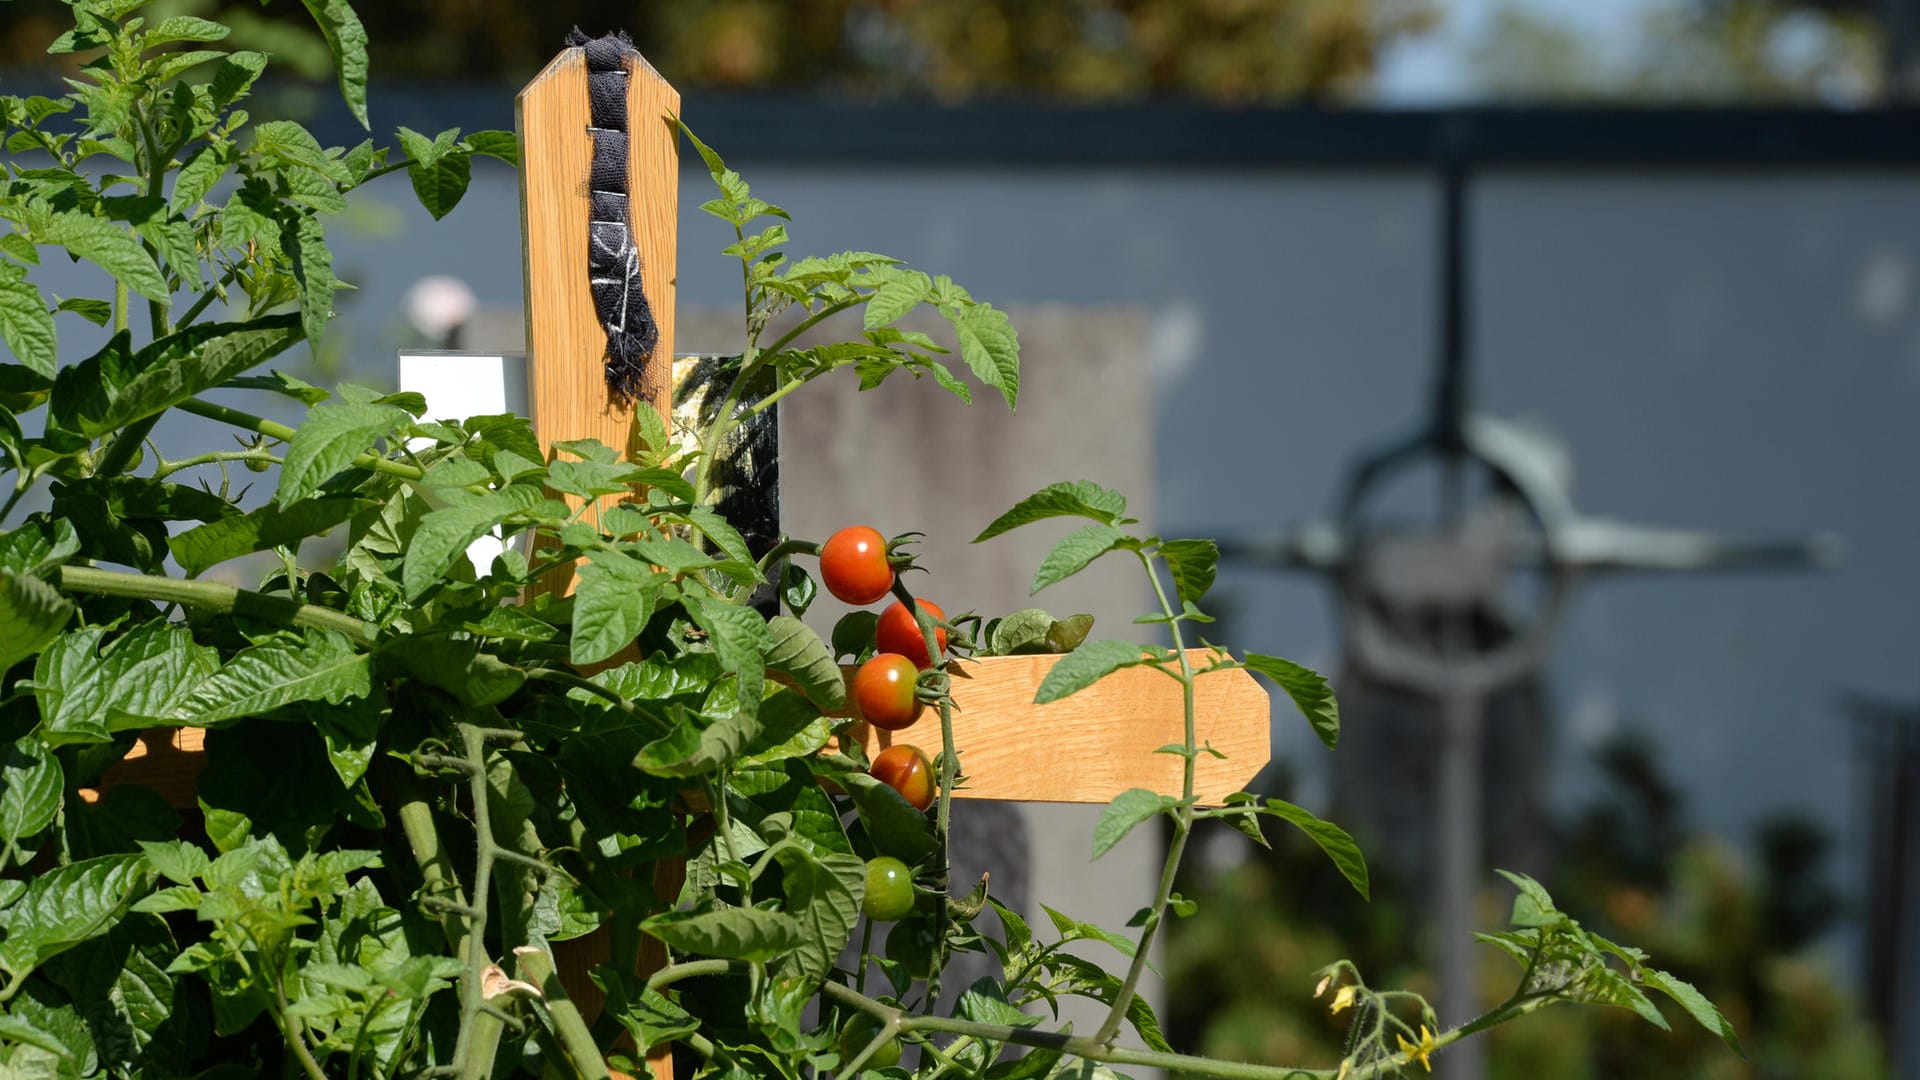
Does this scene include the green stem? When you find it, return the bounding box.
[56,564,378,647]
[94,415,161,478]
[820,980,1440,1080]
[755,537,819,577]
[761,297,860,359]
[174,266,241,331]
[114,277,128,335]
[515,946,611,1080]
[645,959,737,992]
[394,774,470,954]
[176,397,427,483]
[1092,551,1199,1047]
[889,576,959,1007]
[152,448,281,479]
[451,725,500,1076]
[458,1010,507,1080]
[741,373,808,419]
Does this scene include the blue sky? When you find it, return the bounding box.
[1375,0,1668,102]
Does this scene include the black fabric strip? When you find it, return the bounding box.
[563,27,658,403]
[587,129,628,194]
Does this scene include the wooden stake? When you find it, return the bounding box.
[517,42,680,1078]
[517,44,679,598]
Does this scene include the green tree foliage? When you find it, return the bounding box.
[1,0,1439,104]
[1473,0,1883,104]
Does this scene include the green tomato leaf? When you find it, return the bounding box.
[170,496,371,576]
[988,608,1055,656]
[45,212,168,304]
[181,629,371,726]
[767,844,865,983]
[54,297,110,327]
[171,143,233,214]
[974,481,1128,542]
[1158,539,1218,607]
[297,0,371,128]
[763,615,846,712]
[51,315,303,439]
[1579,964,1670,1030]
[837,772,937,863]
[1039,904,1144,966]
[688,596,768,710]
[387,639,523,709]
[1242,652,1338,750]
[0,854,154,984]
[1259,799,1368,900]
[1642,968,1745,1057]
[280,210,334,352]
[1032,523,1126,594]
[276,402,411,506]
[1033,640,1149,705]
[1045,613,1095,653]
[146,15,231,45]
[0,571,71,674]
[944,302,1019,411]
[1091,788,1176,860]
[864,271,930,330]
[1495,869,1561,928]
[33,622,219,745]
[956,976,1041,1029]
[401,485,546,600]
[591,966,701,1050]
[571,556,662,666]
[780,562,817,617]
[640,902,804,962]
[463,129,520,166]
[0,273,56,377]
[0,737,63,847]
[830,610,879,662]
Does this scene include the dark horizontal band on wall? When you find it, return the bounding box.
[11,70,1920,168]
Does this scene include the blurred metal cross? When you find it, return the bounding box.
[1216,155,1839,1080]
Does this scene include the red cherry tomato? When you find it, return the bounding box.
[876,598,947,669]
[870,744,935,811]
[818,526,894,606]
[853,654,922,731]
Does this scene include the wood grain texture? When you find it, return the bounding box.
[839,651,1270,806]
[518,46,679,599]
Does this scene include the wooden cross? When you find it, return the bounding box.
[509,44,1271,806]
[83,40,1274,1080]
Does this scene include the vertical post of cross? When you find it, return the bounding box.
[518,41,679,597]
[516,38,681,1080]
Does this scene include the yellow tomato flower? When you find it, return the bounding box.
[1396,1025,1438,1072]
[1330,985,1356,1014]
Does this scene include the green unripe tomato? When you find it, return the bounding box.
[884,917,939,980]
[862,856,915,921]
[839,1012,901,1069]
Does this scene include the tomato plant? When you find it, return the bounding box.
[853,653,924,730]
[819,525,894,605]
[870,744,936,810]
[877,598,948,669]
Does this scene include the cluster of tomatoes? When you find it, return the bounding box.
[814,526,962,1065]
[815,525,957,926]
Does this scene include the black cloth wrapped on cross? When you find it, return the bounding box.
[565,28,660,403]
